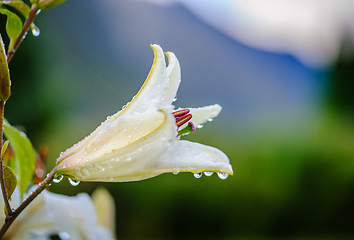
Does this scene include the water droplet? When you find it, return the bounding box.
[172,168,180,175]
[128,134,132,138]
[150,97,159,103]
[138,147,143,152]
[160,133,167,140]
[125,154,132,161]
[86,163,92,168]
[197,124,203,129]
[217,172,229,180]
[106,116,111,120]
[204,171,213,177]
[175,153,182,160]
[94,163,103,171]
[208,118,213,122]
[59,152,64,157]
[31,23,41,37]
[172,97,177,102]
[58,232,70,240]
[81,169,89,176]
[53,175,63,183]
[106,162,113,168]
[74,167,82,177]
[194,172,203,179]
[68,178,80,186]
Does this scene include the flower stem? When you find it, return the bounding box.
[6,4,39,63]
[0,166,57,238]
[0,101,12,217]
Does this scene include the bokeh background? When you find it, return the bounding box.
[2,0,354,239]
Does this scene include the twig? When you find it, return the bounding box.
[0,101,12,217]
[0,166,57,238]
[6,4,39,63]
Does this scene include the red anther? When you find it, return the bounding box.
[188,122,196,132]
[176,114,192,128]
[172,109,190,117]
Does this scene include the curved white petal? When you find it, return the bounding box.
[5,188,56,239]
[118,44,169,116]
[178,104,222,130]
[159,51,181,107]
[57,107,177,182]
[92,188,116,233]
[150,140,233,175]
[44,192,114,240]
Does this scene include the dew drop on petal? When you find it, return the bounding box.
[94,163,103,171]
[81,169,89,176]
[160,133,167,140]
[58,232,70,240]
[175,153,182,160]
[217,172,229,180]
[208,118,213,122]
[172,168,180,175]
[150,97,160,103]
[204,171,213,177]
[194,172,203,178]
[53,175,63,183]
[197,124,203,129]
[68,178,80,186]
[172,97,177,102]
[106,162,113,168]
[125,154,132,161]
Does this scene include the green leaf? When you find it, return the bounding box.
[1,140,9,158]
[3,119,35,199]
[0,8,22,52]
[3,164,17,200]
[3,1,40,37]
[3,1,30,17]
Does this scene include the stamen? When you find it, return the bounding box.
[176,114,192,128]
[172,109,190,117]
[188,122,196,132]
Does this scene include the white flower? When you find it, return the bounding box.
[56,44,233,182]
[1,187,115,240]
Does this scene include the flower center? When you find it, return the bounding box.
[172,109,196,136]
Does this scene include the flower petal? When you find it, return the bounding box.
[92,188,116,234]
[57,107,178,182]
[150,140,233,175]
[179,104,222,130]
[5,188,56,239]
[44,191,114,240]
[118,44,169,116]
[159,51,181,107]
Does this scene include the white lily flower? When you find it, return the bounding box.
[1,187,115,240]
[56,44,233,182]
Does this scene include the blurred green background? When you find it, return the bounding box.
[2,0,354,239]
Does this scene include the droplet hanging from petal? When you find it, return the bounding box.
[68,178,80,186]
